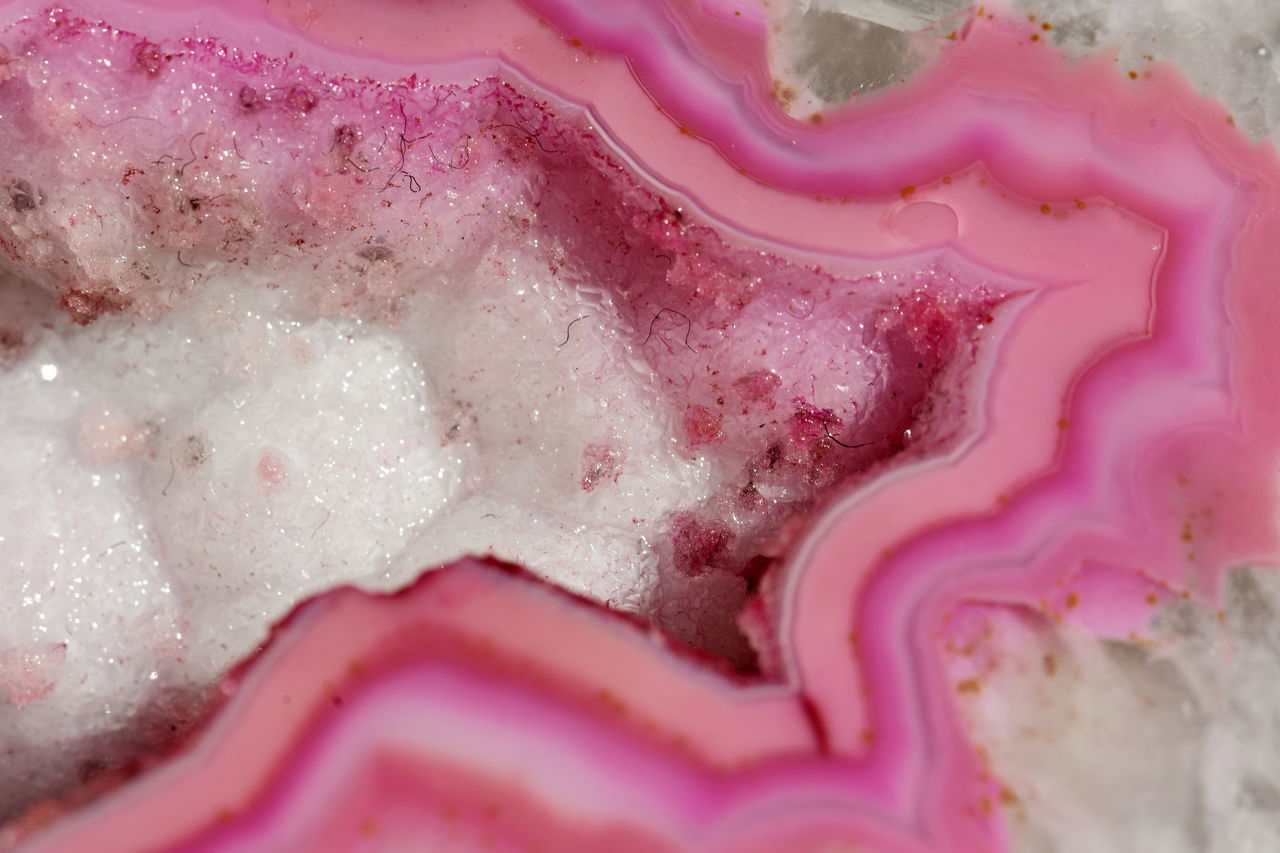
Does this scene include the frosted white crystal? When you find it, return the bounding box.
[957,569,1280,853]
[0,245,709,815]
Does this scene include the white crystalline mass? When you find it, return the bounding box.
[0,245,711,815]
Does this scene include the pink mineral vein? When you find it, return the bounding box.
[1,0,1278,851]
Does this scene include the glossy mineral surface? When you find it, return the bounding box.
[1,0,1279,851]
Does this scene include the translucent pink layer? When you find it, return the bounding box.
[1,0,1279,851]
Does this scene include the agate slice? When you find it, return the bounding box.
[0,0,1278,851]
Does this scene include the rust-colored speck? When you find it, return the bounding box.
[1074,198,1087,209]
[596,688,627,714]
[957,678,982,694]
[1057,417,1069,429]
[1043,653,1057,676]
[900,185,916,199]
[1066,592,1080,610]
[1040,203,1052,214]
[1128,70,1139,80]
[773,79,797,107]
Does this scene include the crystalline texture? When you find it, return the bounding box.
[0,1,1003,821]
[1,1,1280,852]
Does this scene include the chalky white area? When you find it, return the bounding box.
[771,3,1280,852]
[0,246,706,814]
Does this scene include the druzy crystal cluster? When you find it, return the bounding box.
[1,0,1279,851]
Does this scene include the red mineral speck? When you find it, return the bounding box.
[285,85,319,114]
[332,123,360,156]
[579,443,624,492]
[683,403,725,447]
[788,399,843,444]
[58,288,113,325]
[732,369,782,406]
[133,40,164,75]
[670,511,733,576]
[236,84,261,111]
[0,327,25,363]
[9,179,36,211]
[256,450,289,494]
[0,643,67,708]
